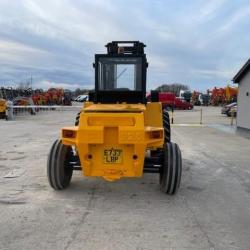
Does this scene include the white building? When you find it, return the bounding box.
[233,58,250,136]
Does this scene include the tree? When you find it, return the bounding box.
[73,88,91,97]
[17,81,31,90]
[155,83,189,96]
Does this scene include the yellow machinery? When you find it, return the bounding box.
[47,41,182,195]
[0,89,7,119]
[225,85,238,103]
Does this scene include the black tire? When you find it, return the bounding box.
[47,140,73,190]
[163,109,171,142]
[75,112,80,126]
[160,142,182,195]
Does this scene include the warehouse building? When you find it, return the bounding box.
[233,58,250,137]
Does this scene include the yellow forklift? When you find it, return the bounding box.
[47,41,182,195]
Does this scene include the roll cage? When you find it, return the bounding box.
[90,41,148,104]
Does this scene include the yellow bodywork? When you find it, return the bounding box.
[62,102,164,181]
[0,99,7,114]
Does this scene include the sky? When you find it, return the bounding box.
[0,0,249,91]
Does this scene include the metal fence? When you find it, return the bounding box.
[4,104,236,128]
[6,104,82,120]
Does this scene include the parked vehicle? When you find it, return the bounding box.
[227,105,237,117]
[221,102,237,115]
[148,92,193,110]
[158,92,176,109]
[174,97,193,110]
[203,94,210,106]
[75,95,88,102]
[179,90,192,103]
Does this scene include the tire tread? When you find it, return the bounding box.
[163,110,171,142]
[47,139,73,190]
[160,142,182,195]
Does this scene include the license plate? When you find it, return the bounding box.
[103,148,123,164]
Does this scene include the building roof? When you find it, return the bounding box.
[233,58,250,83]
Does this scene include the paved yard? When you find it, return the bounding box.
[0,108,249,250]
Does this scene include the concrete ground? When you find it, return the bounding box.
[173,106,237,126]
[0,107,249,250]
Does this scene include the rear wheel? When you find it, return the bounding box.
[163,109,171,142]
[160,142,182,195]
[47,139,73,190]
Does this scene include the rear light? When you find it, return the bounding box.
[150,131,161,139]
[63,130,76,138]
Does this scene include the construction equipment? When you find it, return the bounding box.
[0,89,7,119]
[0,98,7,119]
[191,91,210,106]
[47,41,182,195]
[191,91,201,105]
[225,85,238,103]
[210,85,238,106]
[200,93,210,106]
[210,87,225,105]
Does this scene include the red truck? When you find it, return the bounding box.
[174,97,193,110]
[148,92,193,110]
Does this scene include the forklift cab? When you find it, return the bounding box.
[90,41,148,104]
